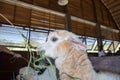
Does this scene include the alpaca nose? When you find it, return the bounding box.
[37,46,45,51]
[36,47,46,56]
[36,46,46,53]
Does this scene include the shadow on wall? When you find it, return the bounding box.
[0,51,28,80]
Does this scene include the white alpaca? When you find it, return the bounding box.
[38,30,120,80]
[16,66,57,80]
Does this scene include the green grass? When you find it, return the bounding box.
[0,13,81,80]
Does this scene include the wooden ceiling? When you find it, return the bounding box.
[102,0,120,30]
[0,0,119,41]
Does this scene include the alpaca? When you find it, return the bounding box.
[38,30,120,80]
[16,66,57,80]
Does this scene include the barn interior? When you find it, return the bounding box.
[0,0,120,80]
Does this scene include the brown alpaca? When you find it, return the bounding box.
[38,30,120,80]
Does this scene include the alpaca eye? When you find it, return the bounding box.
[51,37,58,42]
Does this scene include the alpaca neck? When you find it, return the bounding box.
[55,48,97,80]
[75,52,96,80]
[78,58,96,80]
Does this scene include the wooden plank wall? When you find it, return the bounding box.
[0,2,65,30]
[0,0,119,41]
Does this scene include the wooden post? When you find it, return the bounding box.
[64,5,71,31]
[28,0,33,44]
[92,0,103,51]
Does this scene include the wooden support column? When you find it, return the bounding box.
[96,23,103,51]
[28,0,33,44]
[13,5,16,23]
[64,5,71,31]
[92,0,103,51]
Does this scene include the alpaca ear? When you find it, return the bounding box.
[68,37,87,51]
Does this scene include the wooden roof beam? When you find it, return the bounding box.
[0,0,65,17]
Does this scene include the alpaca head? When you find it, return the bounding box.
[37,30,87,59]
